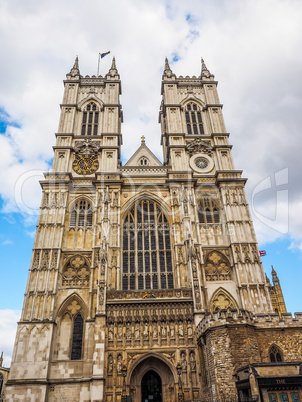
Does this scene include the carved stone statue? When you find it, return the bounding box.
[117,354,122,375]
[170,324,175,338]
[190,351,196,372]
[179,323,184,338]
[108,354,113,374]
[143,323,149,339]
[108,326,114,341]
[135,323,140,340]
[181,351,187,372]
[117,325,123,341]
[126,323,132,341]
[187,324,193,338]
[161,323,167,339]
[153,324,158,339]
[100,236,108,265]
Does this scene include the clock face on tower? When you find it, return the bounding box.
[72,155,99,175]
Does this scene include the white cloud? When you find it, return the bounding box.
[0,310,20,367]
[0,0,301,251]
[1,240,13,245]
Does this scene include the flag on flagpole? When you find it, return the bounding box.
[97,51,111,76]
[100,51,110,59]
[259,250,266,257]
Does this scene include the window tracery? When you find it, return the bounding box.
[62,255,90,287]
[185,102,204,135]
[269,344,283,363]
[198,197,220,224]
[70,199,93,230]
[122,200,173,290]
[81,102,99,136]
[204,251,231,281]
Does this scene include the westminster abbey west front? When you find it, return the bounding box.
[5,58,302,402]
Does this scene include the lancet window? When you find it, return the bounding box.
[269,344,283,363]
[185,102,204,135]
[71,314,84,360]
[122,200,173,291]
[81,102,99,136]
[70,199,93,229]
[198,197,219,224]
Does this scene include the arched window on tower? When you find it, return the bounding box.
[185,102,204,135]
[269,344,283,363]
[139,156,149,166]
[71,313,84,360]
[70,200,93,229]
[0,373,3,396]
[81,102,99,136]
[122,200,173,291]
[198,197,220,224]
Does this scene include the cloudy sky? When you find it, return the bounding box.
[0,0,302,366]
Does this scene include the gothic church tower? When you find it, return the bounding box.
[6,57,275,402]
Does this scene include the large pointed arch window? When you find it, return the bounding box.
[81,102,99,136]
[122,200,173,290]
[185,102,204,135]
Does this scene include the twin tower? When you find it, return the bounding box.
[6,57,299,402]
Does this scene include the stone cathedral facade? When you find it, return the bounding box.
[6,58,302,402]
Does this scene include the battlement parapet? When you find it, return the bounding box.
[196,310,302,338]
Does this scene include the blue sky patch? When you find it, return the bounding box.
[185,13,195,24]
[0,108,21,134]
[172,53,180,63]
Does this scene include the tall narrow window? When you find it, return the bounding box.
[70,200,93,229]
[185,102,204,135]
[81,102,99,136]
[0,373,3,396]
[198,197,220,224]
[71,314,84,360]
[122,200,173,290]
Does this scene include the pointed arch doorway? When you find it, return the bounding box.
[141,370,162,402]
[128,353,177,402]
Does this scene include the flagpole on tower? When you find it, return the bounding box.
[97,53,101,77]
[97,51,111,76]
